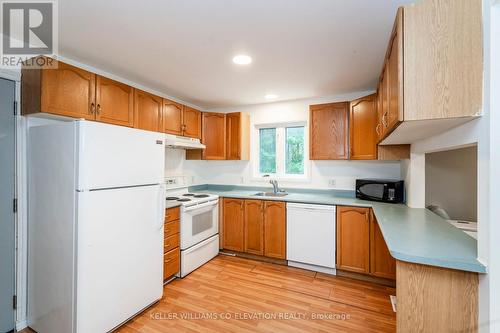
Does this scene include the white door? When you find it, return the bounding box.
[77,121,165,190]
[76,185,164,333]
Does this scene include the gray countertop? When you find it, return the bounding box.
[188,184,486,274]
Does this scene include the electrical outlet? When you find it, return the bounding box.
[328,179,336,187]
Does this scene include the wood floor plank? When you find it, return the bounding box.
[116,255,395,333]
[21,255,395,333]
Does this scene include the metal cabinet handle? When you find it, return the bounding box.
[96,104,101,115]
[90,103,95,115]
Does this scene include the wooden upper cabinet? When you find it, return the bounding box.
[263,201,286,259]
[370,211,396,279]
[134,90,163,132]
[201,112,226,160]
[350,94,377,160]
[226,112,250,160]
[336,206,370,274]
[386,8,404,132]
[244,200,264,256]
[403,0,482,121]
[183,106,201,139]
[223,198,244,252]
[163,99,184,135]
[95,75,134,127]
[309,102,349,160]
[22,60,96,120]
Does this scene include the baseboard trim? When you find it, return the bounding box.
[287,261,336,275]
[15,319,27,331]
[219,250,287,265]
[336,269,396,287]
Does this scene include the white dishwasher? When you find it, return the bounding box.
[286,203,336,274]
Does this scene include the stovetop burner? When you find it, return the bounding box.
[194,194,210,198]
[182,194,195,197]
[177,198,191,202]
[166,197,179,200]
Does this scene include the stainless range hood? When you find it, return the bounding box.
[164,133,206,149]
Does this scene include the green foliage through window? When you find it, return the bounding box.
[285,127,305,174]
[259,128,276,173]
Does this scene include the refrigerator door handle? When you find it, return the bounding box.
[158,184,166,230]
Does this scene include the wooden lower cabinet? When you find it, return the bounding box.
[163,248,180,280]
[370,212,396,279]
[223,198,286,259]
[336,206,371,274]
[163,207,180,281]
[336,206,395,279]
[244,200,264,255]
[263,201,286,259]
[223,198,245,252]
[397,260,478,332]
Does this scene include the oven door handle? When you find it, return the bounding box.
[183,199,218,212]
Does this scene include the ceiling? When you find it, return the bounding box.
[59,0,413,109]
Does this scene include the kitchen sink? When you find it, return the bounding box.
[253,192,288,197]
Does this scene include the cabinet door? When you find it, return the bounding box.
[370,212,396,279]
[183,106,201,139]
[349,94,377,160]
[309,102,349,160]
[226,112,240,160]
[264,201,286,259]
[336,206,370,274]
[95,76,134,127]
[381,66,390,137]
[244,200,264,255]
[404,0,482,120]
[223,198,244,252]
[134,90,162,132]
[386,8,404,132]
[41,61,96,120]
[202,112,226,160]
[163,99,184,135]
[226,112,250,160]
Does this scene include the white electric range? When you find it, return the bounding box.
[165,185,219,277]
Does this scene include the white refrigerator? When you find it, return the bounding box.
[28,120,165,333]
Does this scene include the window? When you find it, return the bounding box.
[256,124,307,179]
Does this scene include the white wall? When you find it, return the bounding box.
[165,91,403,190]
[425,146,478,221]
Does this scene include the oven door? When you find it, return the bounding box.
[180,199,219,250]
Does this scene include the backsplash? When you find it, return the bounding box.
[165,148,402,190]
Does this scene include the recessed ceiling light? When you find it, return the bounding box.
[265,94,278,100]
[232,55,252,65]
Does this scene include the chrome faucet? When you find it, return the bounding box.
[269,179,281,194]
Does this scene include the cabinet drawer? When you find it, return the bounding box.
[164,248,180,279]
[164,219,180,237]
[165,206,180,223]
[164,233,180,253]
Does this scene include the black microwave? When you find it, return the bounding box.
[355,179,404,203]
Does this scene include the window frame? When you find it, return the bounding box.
[253,121,310,182]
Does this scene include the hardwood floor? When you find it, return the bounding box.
[116,255,396,333]
[19,255,395,333]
